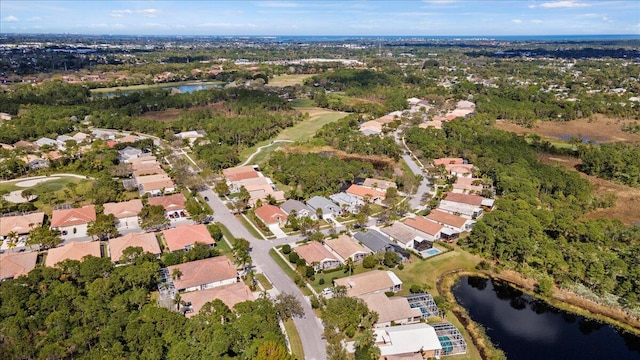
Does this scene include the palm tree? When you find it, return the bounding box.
[6,231,19,249]
[171,268,183,280]
[345,258,355,276]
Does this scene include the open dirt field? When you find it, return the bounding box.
[139,102,227,122]
[496,115,640,143]
[268,74,315,87]
[539,154,640,225]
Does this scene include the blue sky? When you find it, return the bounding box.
[1,1,639,36]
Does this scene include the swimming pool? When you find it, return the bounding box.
[423,248,442,257]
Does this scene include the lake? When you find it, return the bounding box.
[95,83,223,98]
[452,276,640,360]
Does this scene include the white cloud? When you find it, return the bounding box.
[255,1,299,7]
[512,19,523,24]
[2,15,19,22]
[27,16,42,22]
[137,9,161,17]
[110,9,132,17]
[539,1,590,8]
[531,19,543,23]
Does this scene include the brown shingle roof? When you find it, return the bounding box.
[425,209,467,228]
[334,270,401,297]
[108,232,161,262]
[403,216,444,236]
[45,241,101,267]
[103,199,143,219]
[167,256,237,291]
[162,224,215,252]
[148,194,186,212]
[0,252,38,280]
[360,292,421,325]
[444,192,484,206]
[380,222,426,245]
[50,205,96,228]
[295,241,338,264]
[0,212,45,236]
[180,282,254,318]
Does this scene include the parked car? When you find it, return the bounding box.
[204,196,209,201]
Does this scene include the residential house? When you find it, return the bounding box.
[167,256,238,293]
[162,224,215,252]
[45,241,102,267]
[50,205,96,240]
[147,193,187,219]
[445,163,475,178]
[28,158,49,170]
[360,292,422,328]
[294,241,341,271]
[118,134,139,143]
[353,230,396,254]
[56,135,75,148]
[91,129,116,140]
[437,201,483,220]
[118,146,144,163]
[452,177,484,194]
[374,323,442,359]
[236,177,285,206]
[329,192,364,214]
[433,157,464,167]
[108,232,161,262]
[222,165,260,185]
[334,270,403,297]
[35,137,58,148]
[362,178,396,191]
[425,209,474,234]
[324,234,371,264]
[279,199,317,220]
[0,212,45,240]
[346,184,386,203]
[13,140,36,149]
[136,174,176,195]
[180,282,254,318]
[381,220,437,253]
[103,199,143,230]
[0,252,38,281]
[254,204,288,227]
[176,130,206,147]
[307,196,342,218]
[443,192,494,208]
[72,132,89,143]
[403,216,443,242]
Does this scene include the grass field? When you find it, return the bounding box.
[90,80,224,93]
[392,245,481,296]
[284,319,305,360]
[268,74,315,87]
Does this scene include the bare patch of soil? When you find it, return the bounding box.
[496,115,640,143]
[539,153,640,225]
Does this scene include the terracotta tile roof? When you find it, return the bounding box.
[425,209,467,228]
[45,241,101,267]
[223,166,260,182]
[103,199,143,219]
[133,167,165,177]
[446,164,474,175]
[50,205,96,228]
[453,177,483,192]
[254,204,287,225]
[403,216,444,236]
[136,174,175,192]
[162,224,215,252]
[444,192,484,206]
[324,235,370,260]
[0,252,38,280]
[13,140,35,148]
[148,194,186,212]
[346,184,386,200]
[0,212,45,236]
[433,157,463,166]
[295,241,338,264]
[180,282,254,318]
[334,270,402,297]
[108,232,160,262]
[167,256,237,291]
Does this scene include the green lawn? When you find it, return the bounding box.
[237,214,268,239]
[255,273,273,290]
[276,110,347,141]
[392,245,481,296]
[268,74,315,87]
[284,319,305,360]
[290,98,315,108]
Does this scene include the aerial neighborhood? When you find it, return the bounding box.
[1,26,638,360]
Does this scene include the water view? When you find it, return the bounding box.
[452,276,640,360]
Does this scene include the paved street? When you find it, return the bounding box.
[395,129,432,210]
[199,188,327,360]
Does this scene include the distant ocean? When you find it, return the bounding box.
[263,34,640,42]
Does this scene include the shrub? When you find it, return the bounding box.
[385,291,395,297]
[397,264,404,270]
[282,244,291,254]
[362,255,377,269]
[410,285,423,294]
[288,252,299,264]
[476,260,491,270]
[305,266,315,278]
[319,278,326,285]
[310,295,321,309]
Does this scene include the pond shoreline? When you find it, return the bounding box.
[437,269,640,360]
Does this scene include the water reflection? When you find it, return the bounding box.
[453,276,640,360]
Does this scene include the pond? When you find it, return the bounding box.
[95,83,223,98]
[452,276,640,360]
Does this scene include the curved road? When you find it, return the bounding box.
[199,188,326,360]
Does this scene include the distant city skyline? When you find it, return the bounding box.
[1,0,639,37]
